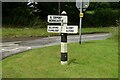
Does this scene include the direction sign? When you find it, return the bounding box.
[47,25,61,33]
[76,0,89,11]
[47,25,78,33]
[47,15,68,23]
[62,26,78,33]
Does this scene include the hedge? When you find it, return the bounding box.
[83,8,119,27]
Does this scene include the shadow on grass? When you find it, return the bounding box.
[68,59,79,65]
[82,41,96,44]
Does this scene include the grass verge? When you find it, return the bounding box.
[2,35,118,78]
[2,27,117,38]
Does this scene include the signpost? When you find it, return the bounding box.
[47,11,78,65]
[47,25,61,33]
[48,15,68,23]
[76,0,89,44]
[47,25,78,33]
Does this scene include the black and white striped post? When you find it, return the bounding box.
[61,11,68,65]
[47,11,78,65]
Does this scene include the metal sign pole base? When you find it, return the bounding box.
[79,16,82,44]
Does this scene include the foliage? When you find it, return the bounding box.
[2,2,42,27]
[88,2,120,10]
[2,2,120,27]
[94,8,119,27]
[83,9,119,27]
[37,2,59,18]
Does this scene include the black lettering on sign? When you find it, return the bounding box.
[66,30,74,32]
[49,19,62,22]
[51,29,54,31]
[66,27,74,29]
[48,26,59,32]
[53,16,62,19]
[50,16,52,19]
[53,27,58,29]
[55,29,59,32]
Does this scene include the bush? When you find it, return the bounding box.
[2,3,47,28]
[83,9,119,27]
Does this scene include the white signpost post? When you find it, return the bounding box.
[47,11,78,65]
[76,0,90,44]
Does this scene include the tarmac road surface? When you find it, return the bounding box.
[1,33,111,60]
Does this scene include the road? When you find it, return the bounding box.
[1,33,111,60]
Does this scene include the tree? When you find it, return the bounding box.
[2,2,37,26]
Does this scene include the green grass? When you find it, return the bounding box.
[2,27,116,38]
[82,27,116,34]
[2,26,118,78]
[2,28,57,38]
[2,35,118,78]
